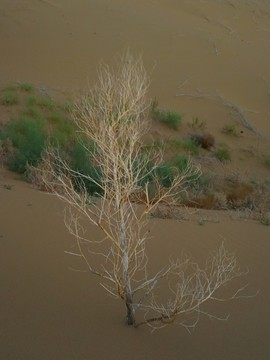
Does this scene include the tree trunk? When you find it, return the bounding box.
[126,293,136,325]
[119,214,135,325]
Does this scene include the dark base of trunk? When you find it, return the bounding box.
[126,304,135,326]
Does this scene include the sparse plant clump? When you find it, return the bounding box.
[248,184,270,215]
[171,137,200,155]
[0,86,19,106]
[182,192,217,209]
[0,92,19,106]
[188,116,206,130]
[222,124,239,137]
[0,84,77,174]
[262,155,270,168]
[215,144,231,162]
[25,94,37,107]
[260,216,270,226]
[225,181,254,208]
[0,116,46,173]
[205,173,270,216]
[61,101,74,113]
[151,103,182,130]
[190,133,215,150]
[38,96,54,110]
[155,154,200,189]
[18,83,33,92]
[3,184,13,190]
[264,179,270,188]
[23,104,43,120]
[150,204,187,220]
[0,138,13,165]
[25,94,53,110]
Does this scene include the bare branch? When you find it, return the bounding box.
[36,51,251,329]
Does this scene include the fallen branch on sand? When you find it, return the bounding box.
[176,88,262,138]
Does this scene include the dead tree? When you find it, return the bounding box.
[38,51,247,329]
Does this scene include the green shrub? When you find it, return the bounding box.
[154,155,197,188]
[262,155,270,168]
[61,102,74,113]
[70,141,102,195]
[23,104,43,120]
[152,108,182,130]
[25,95,37,107]
[260,217,270,226]
[195,173,212,190]
[48,116,75,147]
[184,139,198,153]
[0,116,45,173]
[172,154,199,183]
[172,154,189,172]
[2,84,16,92]
[25,94,53,110]
[18,83,33,92]
[172,137,199,155]
[48,111,64,123]
[0,84,77,175]
[0,87,19,106]
[214,145,231,163]
[38,96,53,110]
[263,179,270,188]
[155,162,176,188]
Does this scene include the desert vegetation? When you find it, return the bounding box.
[0,78,269,224]
[9,52,255,329]
[151,100,182,130]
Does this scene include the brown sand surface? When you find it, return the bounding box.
[0,0,270,359]
[0,169,270,359]
[1,0,270,128]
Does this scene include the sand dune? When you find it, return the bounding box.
[0,169,270,359]
[0,1,270,359]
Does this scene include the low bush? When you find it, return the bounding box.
[18,83,33,92]
[172,137,200,155]
[70,141,103,195]
[262,155,270,168]
[23,105,43,120]
[0,116,45,173]
[0,86,19,106]
[155,162,176,187]
[47,113,75,147]
[26,94,53,110]
[25,95,38,107]
[214,144,231,162]
[152,108,182,130]
[155,154,198,188]
[260,217,270,226]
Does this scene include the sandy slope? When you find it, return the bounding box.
[0,0,270,359]
[1,1,270,124]
[1,0,270,175]
[0,169,270,360]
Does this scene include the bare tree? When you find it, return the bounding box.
[38,51,246,329]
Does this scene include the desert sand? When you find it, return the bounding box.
[0,0,270,359]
